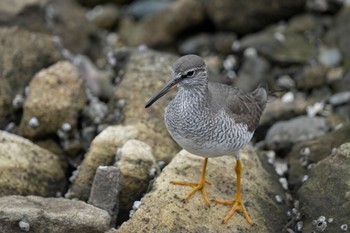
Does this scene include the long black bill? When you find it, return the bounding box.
[145,78,180,108]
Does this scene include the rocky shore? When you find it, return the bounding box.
[0,0,349,232]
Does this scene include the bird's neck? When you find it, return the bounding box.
[176,84,209,108]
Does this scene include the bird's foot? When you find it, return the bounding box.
[171,179,211,206]
[212,195,253,224]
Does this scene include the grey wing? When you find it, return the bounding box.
[208,82,268,132]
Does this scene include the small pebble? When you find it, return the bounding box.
[12,94,24,109]
[301,175,309,183]
[341,224,348,231]
[274,32,285,43]
[296,221,303,232]
[18,219,30,232]
[132,200,142,210]
[61,123,72,132]
[279,177,288,190]
[244,47,257,57]
[223,55,237,71]
[28,117,39,128]
[275,195,283,203]
[327,217,333,223]
[231,40,241,51]
[281,92,294,103]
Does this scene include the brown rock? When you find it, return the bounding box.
[114,50,180,162]
[119,0,205,47]
[115,147,287,233]
[0,131,66,196]
[0,26,61,94]
[67,125,139,201]
[116,139,158,211]
[19,61,86,139]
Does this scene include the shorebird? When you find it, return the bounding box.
[145,54,268,224]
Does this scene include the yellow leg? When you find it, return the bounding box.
[171,157,211,206]
[212,159,253,224]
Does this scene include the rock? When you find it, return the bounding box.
[287,124,350,191]
[116,139,158,211]
[0,26,61,94]
[114,147,287,233]
[18,61,86,139]
[178,33,237,56]
[126,0,170,19]
[266,116,330,152]
[326,6,350,61]
[0,0,93,53]
[67,125,139,201]
[260,92,309,125]
[0,77,13,128]
[296,65,330,90]
[0,131,66,196]
[306,0,343,13]
[239,27,314,65]
[297,142,350,233]
[88,166,120,226]
[0,195,110,233]
[35,139,68,171]
[236,54,270,91]
[318,47,342,66]
[86,4,120,30]
[113,50,180,162]
[119,0,205,47]
[204,0,305,35]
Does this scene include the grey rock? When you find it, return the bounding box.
[113,50,180,162]
[0,195,110,233]
[328,90,350,106]
[288,124,350,192]
[114,147,287,233]
[326,6,350,62]
[266,116,330,151]
[240,27,314,65]
[236,55,270,91]
[318,47,342,66]
[126,0,171,19]
[204,0,305,35]
[0,131,66,196]
[119,0,205,47]
[88,166,120,226]
[306,0,343,13]
[0,27,61,95]
[297,142,350,232]
[67,125,139,201]
[178,33,237,55]
[116,139,158,211]
[18,61,86,139]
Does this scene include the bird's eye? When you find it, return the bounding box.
[186,70,195,77]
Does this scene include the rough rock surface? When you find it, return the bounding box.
[114,50,180,162]
[19,61,86,139]
[88,166,120,225]
[0,195,110,233]
[204,0,306,35]
[115,147,287,233]
[67,125,139,201]
[0,26,61,94]
[288,123,350,191]
[0,131,66,196]
[297,142,350,232]
[266,116,330,152]
[116,139,158,211]
[0,77,13,128]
